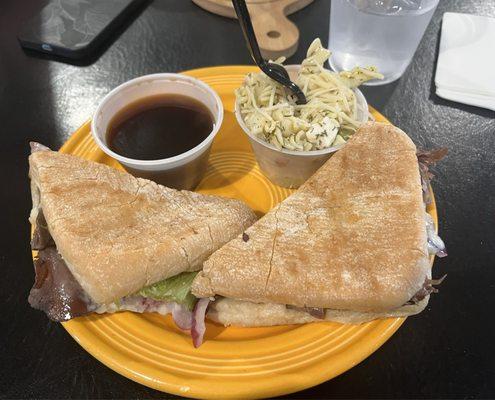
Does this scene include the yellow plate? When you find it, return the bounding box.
[56,66,438,399]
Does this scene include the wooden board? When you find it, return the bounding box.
[192,0,314,59]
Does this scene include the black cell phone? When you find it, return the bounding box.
[18,0,147,60]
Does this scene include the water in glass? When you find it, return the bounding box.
[329,0,439,85]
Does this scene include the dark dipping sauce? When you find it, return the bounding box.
[107,94,214,160]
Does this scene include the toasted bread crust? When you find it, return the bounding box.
[29,150,257,305]
[193,123,429,312]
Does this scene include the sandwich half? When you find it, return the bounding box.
[28,143,257,346]
[192,122,447,327]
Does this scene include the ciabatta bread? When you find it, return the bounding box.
[193,123,430,312]
[29,148,257,305]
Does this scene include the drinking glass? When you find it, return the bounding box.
[329,0,439,85]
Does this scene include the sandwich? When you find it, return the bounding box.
[192,122,447,327]
[28,143,257,346]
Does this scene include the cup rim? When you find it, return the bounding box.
[234,64,368,157]
[91,73,224,167]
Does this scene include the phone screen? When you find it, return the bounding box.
[18,0,146,59]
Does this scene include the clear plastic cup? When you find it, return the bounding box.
[91,73,223,190]
[235,65,369,189]
[329,0,439,85]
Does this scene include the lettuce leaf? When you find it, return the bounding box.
[138,271,198,310]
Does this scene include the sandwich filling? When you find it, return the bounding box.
[418,148,448,258]
[29,209,208,347]
[30,210,97,321]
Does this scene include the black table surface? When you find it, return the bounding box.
[1,0,494,398]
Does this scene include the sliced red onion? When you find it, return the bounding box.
[425,213,447,257]
[30,142,50,153]
[171,303,193,330]
[436,249,448,258]
[191,298,210,348]
[142,297,160,312]
[96,296,208,346]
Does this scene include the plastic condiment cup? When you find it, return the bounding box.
[235,65,368,188]
[91,73,223,190]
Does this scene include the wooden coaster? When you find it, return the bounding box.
[192,0,314,59]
